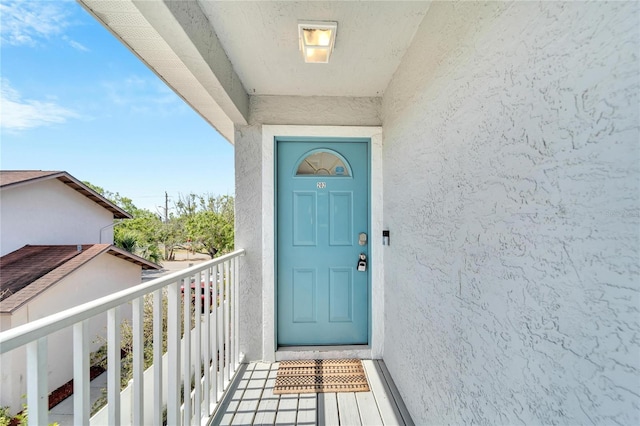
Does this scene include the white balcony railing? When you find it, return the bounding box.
[0,249,245,426]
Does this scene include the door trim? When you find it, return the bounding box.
[261,125,383,362]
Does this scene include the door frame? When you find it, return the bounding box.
[261,125,383,362]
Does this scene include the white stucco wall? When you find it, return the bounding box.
[0,179,115,256]
[381,1,639,425]
[250,96,381,126]
[235,124,265,361]
[235,122,383,362]
[0,253,139,413]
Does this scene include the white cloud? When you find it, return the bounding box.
[66,38,90,52]
[0,0,71,46]
[101,76,187,116]
[0,79,79,130]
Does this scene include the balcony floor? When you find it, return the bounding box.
[209,359,413,426]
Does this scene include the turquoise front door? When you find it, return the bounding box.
[277,139,369,346]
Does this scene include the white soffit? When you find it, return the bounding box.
[78,0,246,143]
[78,1,431,140]
[197,1,431,97]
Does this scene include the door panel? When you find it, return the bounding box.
[329,192,353,246]
[293,192,317,246]
[292,268,316,323]
[329,268,353,322]
[277,140,369,346]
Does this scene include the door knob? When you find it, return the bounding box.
[358,233,367,246]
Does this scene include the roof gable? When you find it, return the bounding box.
[0,244,160,313]
[0,245,87,301]
[0,170,131,219]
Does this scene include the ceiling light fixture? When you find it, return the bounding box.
[298,21,337,64]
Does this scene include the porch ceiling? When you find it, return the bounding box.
[78,0,431,142]
[196,1,430,97]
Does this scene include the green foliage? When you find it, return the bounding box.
[0,402,59,426]
[83,181,234,262]
[0,407,11,426]
[113,210,163,263]
[137,243,162,264]
[158,218,184,260]
[82,181,140,216]
[174,193,199,217]
[184,194,234,258]
[114,229,138,252]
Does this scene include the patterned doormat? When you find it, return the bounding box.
[273,359,370,394]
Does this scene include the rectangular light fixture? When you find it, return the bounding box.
[298,21,337,63]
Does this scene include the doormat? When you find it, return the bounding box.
[273,359,370,394]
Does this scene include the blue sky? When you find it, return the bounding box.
[0,0,234,214]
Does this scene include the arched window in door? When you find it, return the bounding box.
[294,149,352,177]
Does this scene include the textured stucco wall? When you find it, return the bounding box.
[381,1,639,425]
[234,124,265,361]
[0,179,114,256]
[250,95,381,126]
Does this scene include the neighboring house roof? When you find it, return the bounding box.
[0,244,160,313]
[0,170,131,219]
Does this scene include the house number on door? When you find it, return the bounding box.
[317,182,326,189]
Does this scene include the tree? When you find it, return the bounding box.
[82,181,140,215]
[114,230,137,252]
[82,182,234,262]
[84,181,163,263]
[174,193,199,217]
[184,195,234,258]
[114,210,163,263]
[158,214,185,260]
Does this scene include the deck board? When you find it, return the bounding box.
[275,394,298,425]
[356,390,384,426]
[232,376,265,425]
[213,364,253,426]
[296,394,316,425]
[337,392,361,425]
[317,392,339,426]
[209,360,411,426]
[377,361,415,426]
[361,360,404,426]
[253,365,280,425]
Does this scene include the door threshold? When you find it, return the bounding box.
[275,345,371,361]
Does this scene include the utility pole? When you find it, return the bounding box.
[164,191,169,223]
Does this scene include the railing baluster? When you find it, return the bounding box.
[194,271,202,422]
[183,276,192,424]
[224,260,230,385]
[107,307,121,426]
[216,263,223,399]
[73,320,89,424]
[203,267,211,415]
[234,256,240,367]
[211,265,220,402]
[26,337,47,426]
[167,281,181,426]
[229,258,235,372]
[0,249,244,426]
[153,289,163,426]
[132,296,144,425]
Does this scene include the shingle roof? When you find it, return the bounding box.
[0,244,161,313]
[0,170,61,186]
[0,170,131,219]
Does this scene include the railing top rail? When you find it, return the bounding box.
[0,249,245,354]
